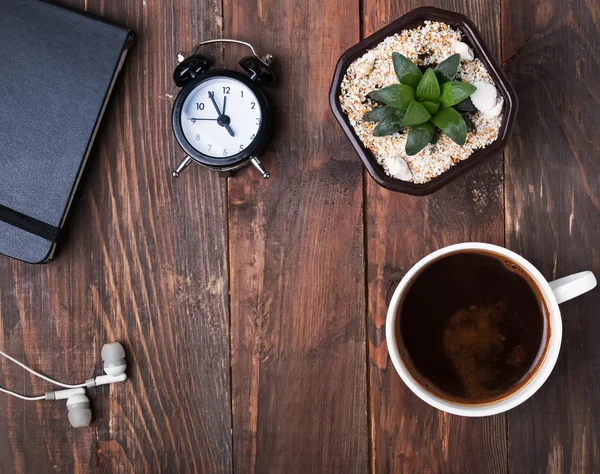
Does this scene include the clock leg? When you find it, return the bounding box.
[172,155,193,177]
[250,156,271,179]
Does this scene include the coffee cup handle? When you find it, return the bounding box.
[549,271,597,304]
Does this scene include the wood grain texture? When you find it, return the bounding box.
[0,0,232,472]
[363,1,507,472]
[224,0,369,472]
[2,0,599,471]
[0,234,96,473]
[502,0,600,470]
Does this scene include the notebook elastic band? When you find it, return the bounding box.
[0,204,60,243]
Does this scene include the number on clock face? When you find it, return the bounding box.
[180,77,262,158]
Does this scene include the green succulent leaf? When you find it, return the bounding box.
[453,97,477,113]
[419,99,440,115]
[369,84,415,110]
[434,53,461,84]
[392,52,423,88]
[403,101,431,126]
[431,107,468,145]
[406,122,435,155]
[439,81,477,108]
[430,129,439,144]
[416,68,440,101]
[363,105,395,123]
[373,109,405,136]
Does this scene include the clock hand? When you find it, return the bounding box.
[221,96,235,136]
[208,91,223,116]
[208,91,235,137]
[189,118,218,123]
[224,123,235,137]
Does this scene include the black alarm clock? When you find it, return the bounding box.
[171,39,276,179]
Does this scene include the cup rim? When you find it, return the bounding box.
[385,242,563,417]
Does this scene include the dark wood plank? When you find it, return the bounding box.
[223,1,369,472]
[503,0,600,471]
[0,0,232,472]
[0,233,96,473]
[363,1,508,472]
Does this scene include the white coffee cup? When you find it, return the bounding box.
[386,242,597,417]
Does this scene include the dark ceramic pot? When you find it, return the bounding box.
[329,7,518,195]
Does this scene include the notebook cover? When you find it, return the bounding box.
[0,0,132,263]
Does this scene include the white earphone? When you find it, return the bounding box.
[0,342,128,428]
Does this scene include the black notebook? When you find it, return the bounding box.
[0,0,133,263]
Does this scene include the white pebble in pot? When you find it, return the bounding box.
[386,157,413,181]
[354,52,376,78]
[470,81,503,119]
[450,39,474,61]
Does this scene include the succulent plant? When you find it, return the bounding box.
[364,52,477,156]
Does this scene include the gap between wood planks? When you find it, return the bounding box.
[500,2,509,472]
[357,1,375,471]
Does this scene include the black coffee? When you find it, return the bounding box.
[396,251,549,403]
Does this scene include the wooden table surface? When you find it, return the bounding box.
[1,0,599,472]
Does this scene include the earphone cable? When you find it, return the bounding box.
[0,386,45,401]
[0,350,87,389]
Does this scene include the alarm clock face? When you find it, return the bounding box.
[173,71,270,168]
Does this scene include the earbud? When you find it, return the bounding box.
[51,343,128,427]
[102,342,127,376]
[0,341,128,429]
[84,342,128,388]
[67,393,92,428]
[45,388,92,428]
